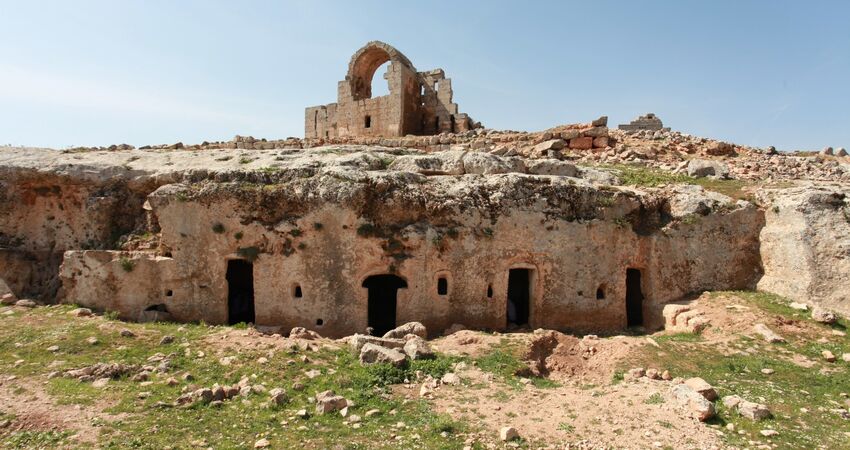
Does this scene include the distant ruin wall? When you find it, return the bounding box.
[305,41,475,139]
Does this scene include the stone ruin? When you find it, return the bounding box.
[0,42,848,340]
[304,41,477,139]
[618,113,670,132]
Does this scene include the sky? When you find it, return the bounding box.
[0,1,848,151]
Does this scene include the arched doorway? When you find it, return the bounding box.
[362,274,407,336]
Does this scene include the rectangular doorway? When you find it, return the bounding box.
[226,259,255,325]
[363,274,407,336]
[507,268,530,327]
[626,268,643,327]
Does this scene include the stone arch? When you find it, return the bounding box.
[346,41,416,101]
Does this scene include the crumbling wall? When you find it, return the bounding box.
[305,41,475,139]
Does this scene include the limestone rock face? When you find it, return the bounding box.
[757,186,850,315]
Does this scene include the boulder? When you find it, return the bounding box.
[1,293,18,305]
[359,343,407,367]
[529,139,566,158]
[289,327,322,340]
[836,147,848,157]
[671,384,716,421]
[69,308,93,317]
[811,306,837,324]
[569,137,594,150]
[753,323,785,343]
[349,334,405,353]
[402,336,435,360]
[821,146,834,156]
[499,426,519,441]
[15,299,37,308]
[684,377,718,401]
[383,322,427,339]
[738,400,772,421]
[315,390,348,415]
[706,141,735,156]
[687,159,730,179]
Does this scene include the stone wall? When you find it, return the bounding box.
[304,41,475,139]
[618,113,669,132]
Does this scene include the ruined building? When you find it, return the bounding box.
[304,41,476,139]
[618,113,669,132]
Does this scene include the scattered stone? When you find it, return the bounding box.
[822,350,836,362]
[842,353,850,362]
[254,438,271,448]
[627,367,645,380]
[46,345,60,352]
[15,299,37,308]
[119,329,136,338]
[811,306,838,324]
[661,370,672,381]
[269,388,287,406]
[684,377,718,401]
[92,377,110,388]
[403,336,435,360]
[359,343,407,367]
[760,368,775,375]
[760,429,779,437]
[753,323,785,343]
[499,426,519,441]
[365,409,381,417]
[70,307,93,317]
[348,334,405,353]
[1,293,17,305]
[289,327,321,340]
[671,384,715,421]
[441,372,461,385]
[789,302,808,311]
[85,336,99,345]
[383,322,427,339]
[315,390,348,415]
[645,368,661,380]
[159,335,175,345]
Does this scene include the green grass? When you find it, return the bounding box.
[608,165,753,201]
[475,338,560,389]
[623,291,850,449]
[0,305,470,449]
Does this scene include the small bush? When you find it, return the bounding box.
[118,257,135,272]
[211,222,225,234]
[234,231,244,240]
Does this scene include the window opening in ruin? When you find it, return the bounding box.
[487,284,493,299]
[450,115,456,133]
[294,285,302,298]
[313,110,318,133]
[626,269,644,327]
[437,277,448,296]
[507,268,530,327]
[316,318,324,326]
[596,285,605,300]
[325,131,329,138]
[434,80,439,93]
[435,117,440,132]
[371,61,392,97]
[363,274,407,336]
[226,259,255,325]
[364,115,371,128]
[165,290,173,297]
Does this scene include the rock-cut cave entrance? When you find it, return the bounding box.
[363,274,407,336]
[227,259,255,325]
[626,268,644,327]
[507,268,531,327]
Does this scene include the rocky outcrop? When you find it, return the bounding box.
[757,185,850,315]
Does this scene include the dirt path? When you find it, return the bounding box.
[0,374,104,445]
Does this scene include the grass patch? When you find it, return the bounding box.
[475,338,560,389]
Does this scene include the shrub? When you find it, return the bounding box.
[118,257,135,272]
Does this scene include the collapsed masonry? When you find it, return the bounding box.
[304,41,477,139]
[619,113,669,132]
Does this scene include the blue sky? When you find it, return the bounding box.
[1,1,848,150]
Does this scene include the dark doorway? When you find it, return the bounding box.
[363,274,407,336]
[507,269,531,327]
[626,268,644,327]
[227,259,255,325]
